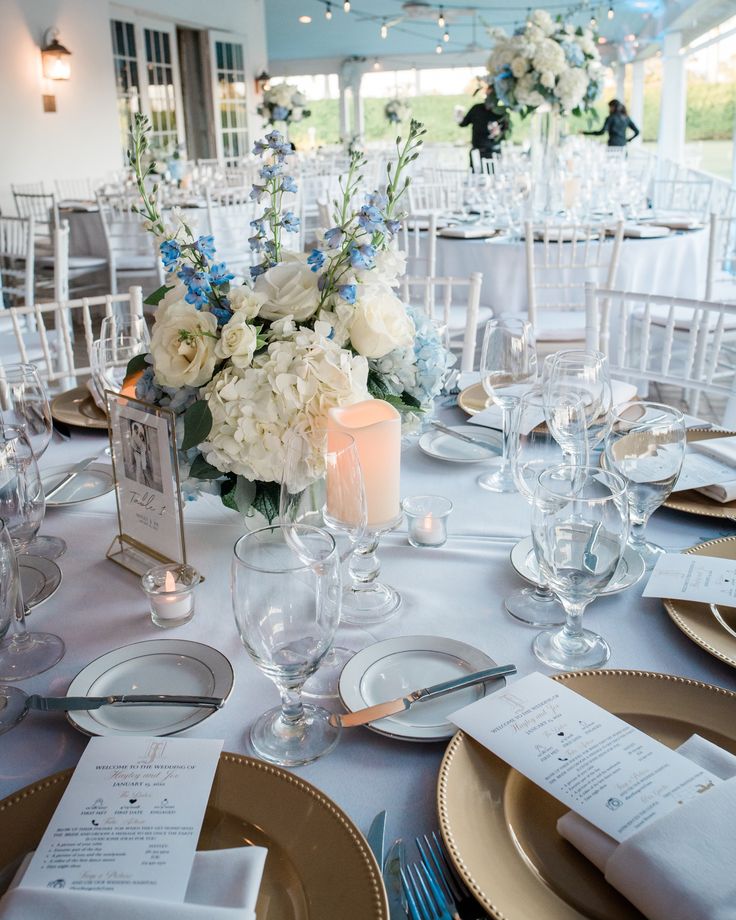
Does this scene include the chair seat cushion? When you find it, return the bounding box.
[529,309,586,342]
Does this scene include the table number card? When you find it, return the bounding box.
[105,391,188,576]
[643,552,736,605]
[449,672,719,842]
[19,736,223,901]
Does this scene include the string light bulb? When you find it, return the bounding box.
[325,2,332,18]
[380,18,388,38]
[438,6,445,28]
[607,4,614,17]
[435,41,443,53]
[590,15,597,28]
[443,29,450,42]
[343,0,350,11]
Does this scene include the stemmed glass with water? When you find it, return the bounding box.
[91,315,150,396]
[478,317,538,493]
[543,350,612,457]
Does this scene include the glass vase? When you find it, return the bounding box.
[530,104,563,218]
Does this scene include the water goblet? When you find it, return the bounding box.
[531,465,628,670]
[508,388,586,626]
[231,525,341,767]
[91,316,150,395]
[605,401,686,569]
[543,349,612,455]
[280,431,370,698]
[477,317,538,493]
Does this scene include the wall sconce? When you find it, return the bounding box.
[41,28,72,81]
[255,70,271,95]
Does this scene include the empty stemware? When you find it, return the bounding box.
[231,524,341,767]
[531,465,628,670]
[605,401,686,569]
[543,349,612,455]
[477,316,538,493]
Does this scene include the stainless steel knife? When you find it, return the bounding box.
[366,810,386,868]
[26,694,224,711]
[430,420,497,451]
[44,456,99,500]
[329,664,516,728]
[383,838,407,920]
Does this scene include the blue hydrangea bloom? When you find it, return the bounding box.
[193,235,216,260]
[307,249,326,272]
[160,239,181,270]
[338,284,357,304]
[562,41,585,67]
[209,262,235,286]
[272,105,289,121]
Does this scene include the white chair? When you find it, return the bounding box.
[0,216,34,309]
[651,178,713,221]
[408,180,463,215]
[706,212,736,303]
[12,186,58,248]
[205,188,261,279]
[4,287,144,390]
[585,283,736,423]
[400,212,438,283]
[54,178,101,202]
[97,192,162,295]
[35,221,109,303]
[400,273,483,373]
[525,220,624,345]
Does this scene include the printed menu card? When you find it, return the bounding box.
[19,736,223,900]
[449,672,719,842]
[642,552,736,605]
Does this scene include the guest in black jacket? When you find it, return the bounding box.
[583,99,640,147]
[458,86,511,169]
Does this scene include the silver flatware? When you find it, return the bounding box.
[329,664,516,728]
[383,838,407,920]
[28,693,224,711]
[44,456,99,500]
[366,810,386,867]
[582,521,602,574]
[430,421,497,452]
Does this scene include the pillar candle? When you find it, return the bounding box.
[328,399,401,528]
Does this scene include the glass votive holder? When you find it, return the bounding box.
[401,495,453,548]
[141,563,199,629]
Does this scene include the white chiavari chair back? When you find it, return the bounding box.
[651,178,713,221]
[0,216,35,310]
[54,178,101,202]
[525,220,624,343]
[706,213,736,303]
[205,188,261,278]
[585,283,736,422]
[399,273,482,373]
[400,213,438,308]
[96,192,161,295]
[408,180,463,215]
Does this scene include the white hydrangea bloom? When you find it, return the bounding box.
[511,56,530,78]
[529,9,556,35]
[532,38,567,76]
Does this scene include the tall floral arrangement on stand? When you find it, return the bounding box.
[487,8,603,116]
[385,98,411,125]
[258,82,311,126]
[126,115,448,522]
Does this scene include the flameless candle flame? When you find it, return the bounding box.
[164,570,176,592]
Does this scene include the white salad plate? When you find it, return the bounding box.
[510,536,646,596]
[65,639,234,737]
[418,425,501,463]
[19,555,62,609]
[41,462,114,507]
[338,635,505,742]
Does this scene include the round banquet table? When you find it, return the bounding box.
[431,228,709,314]
[3,403,736,858]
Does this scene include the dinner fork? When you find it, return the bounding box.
[401,862,455,920]
[416,832,488,920]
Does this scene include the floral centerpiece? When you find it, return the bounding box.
[487,8,603,116]
[127,114,450,521]
[385,98,411,125]
[258,82,311,126]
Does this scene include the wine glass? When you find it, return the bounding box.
[280,430,370,698]
[0,427,46,552]
[0,364,66,559]
[231,524,341,767]
[508,387,586,626]
[543,350,612,455]
[477,317,538,492]
[531,464,628,670]
[91,316,150,395]
[605,401,686,569]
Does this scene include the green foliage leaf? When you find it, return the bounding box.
[400,390,422,409]
[367,369,392,399]
[221,475,256,514]
[125,353,148,378]
[143,284,171,306]
[251,481,281,523]
[189,454,222,480]
[181,400,213,451]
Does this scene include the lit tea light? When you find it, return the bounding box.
[141,563,200,628]
[402,496,453,548]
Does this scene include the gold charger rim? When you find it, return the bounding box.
[436,668,736,920]
[663,534,736,669]
[0,750,388,919]
[457,382,489,416]
[663,428,736,520]
[50,385,108,430]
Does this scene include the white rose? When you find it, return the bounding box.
[515,73,546,108]
[348,284,415,359]
[229,285,267,320]
[529,9,555,35]
[579,35,597,56]
[511,56,530,78]
[254,253,321,322]
[357,249,407,286]
[215,316,258,369]
[533,38,566,75]
[150,302,218,387]
[540,70,556,88]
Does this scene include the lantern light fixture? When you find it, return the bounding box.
[41,29,72,81]
[255,70,271,94]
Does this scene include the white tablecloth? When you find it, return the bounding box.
[431,229,709,313]
[3,407,736,853]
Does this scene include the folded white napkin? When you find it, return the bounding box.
[558,735,736,920]
[438,226,497,239]
[86,376,107,411]
[623,224,671,239]
[691,437,736,503]
[0,847,267,920]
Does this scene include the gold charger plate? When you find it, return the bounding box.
[0,751,387,919]
[50,385,108,430]
[457,382,489,415]
[663,428,736,521]
[664,535,736,668]
[437,669,736,920]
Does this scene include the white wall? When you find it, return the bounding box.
[0,0,267,211]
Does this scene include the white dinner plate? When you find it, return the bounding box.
[66,639,234,737]
[509,536,646,596]
[41,462,114,507]
[338,636,505,742]
[418,425,502,463]
[19,554,62,609]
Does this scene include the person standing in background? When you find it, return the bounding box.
[457,85,511,170]
[583,99,640,147]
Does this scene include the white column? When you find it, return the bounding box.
[658,31,686,165]
[630,59,644,146]
[338,74,351,140]
[615,63,626,102]
[353,71,365,140]
[732,105,736,189]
